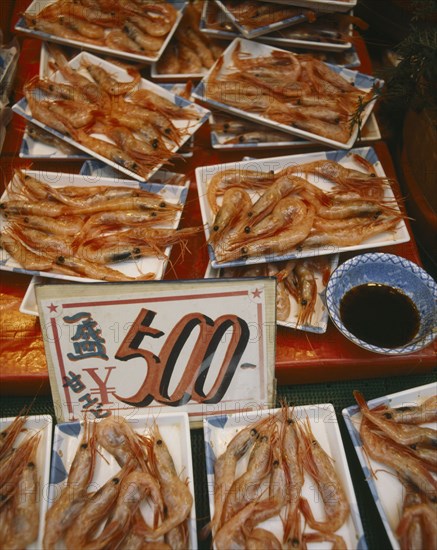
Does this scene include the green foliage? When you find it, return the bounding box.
[381,0,437,114]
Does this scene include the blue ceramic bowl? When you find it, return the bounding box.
[326,253,437,355]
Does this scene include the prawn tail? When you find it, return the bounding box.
[199,521,212,541]
[353,390,370,413]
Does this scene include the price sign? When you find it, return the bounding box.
[36,278,277,425]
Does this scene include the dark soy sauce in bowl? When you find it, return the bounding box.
[340,283,420,348]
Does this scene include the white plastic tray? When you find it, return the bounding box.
[12,51,210,182]
[1,170,189,282]
[15,0,186,65]
[49,412,197,548]
[195,147,410,268]
[342,383,437,550]
[262,0,357,13]
[204,254,339,333]
[192,38,383,150]
[204,404,366,549]
[213,0,313,39]
[0,414,53,549]
[210,111,381,150]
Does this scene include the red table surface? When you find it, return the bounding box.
[1,4,435,395]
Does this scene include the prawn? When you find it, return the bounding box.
[43,419,97,550]
[290,260,318,326]
[97,123,172,161]
[238,196,309,245]
[47,44,111,109]
[208,188,252,247]
[298,416,350,533]
[9,214,83,237]
[302,214,401,248]
[267,263,291,322]
[0,433,40,510]
[6,436,41,548]
[105,29,147,54]
[67,128,149,177]
[302,532,348,550]
[285,158,389,201]
[206,168,275,215]
[137,425,193,541]
[84,470,164,550]
[0,229,55,271]
[71,195,181,216]
[122,19,165,52]
[281,407,305,547]
[359,416,437,502]
[217,205,315,263]
[220,429,273,525]
[54,254,155,282]
[127,89,199,120]
[375,394,437,425]
[213,500,272,550]
[63,460,135,550]
[245,528,282,550]
[5,224,74,259]
[209,419,264,536]
[81,59,141,96]
[0,412,30,461]
[0,434,41,549]
[243,175,306,227]
[76,209,176,243]
[354,390,437,447]
[396,484,437,550]
[96,416,148,469]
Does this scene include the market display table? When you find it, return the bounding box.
[1,3,436,550]
[1,372,435,550]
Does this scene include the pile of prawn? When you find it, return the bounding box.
[206,155,404,264]
[208,404,351,549]
[23,45,201,179]
[205,40,380,144]
[211,111,297,145]
[0,413,42,548]
[219,256,332,326]
[219,1,315,32]
[0,170,201,282]
[354,391,437,550]
[156,3,225,76]
[43,416,194,550]
[23,0,178,59]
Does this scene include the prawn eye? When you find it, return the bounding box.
[250,428,258,437]
[28,461,35,469]
[244,226,250,233]
[151,212,157,217]
[383,412,392,419]
[81,443,88,449]
[57,256,65,264]
[165,128,171,134]
[241,247,248,255]
[371,173,376,177]
[159,201,166,208]
[213,225,219,231]
[223,123,229,131]
[156,439,163,446]
[301,299,308,306]
[291,538,300,547]
[273,459,279,466]
[112,477,120,484]
[152,139,159,149]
